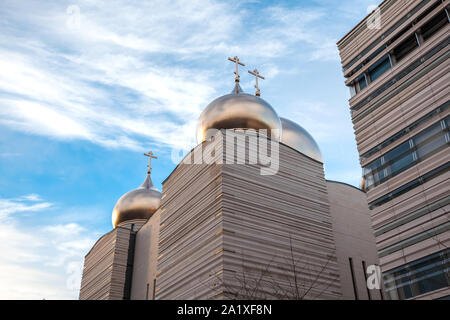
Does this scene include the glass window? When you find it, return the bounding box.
[367,44,387,63]
[392,34,419,62]
[383,141,410,164]
[363,158,382,188]
[383,249,450,300]
[389,152,415,176]
[358,74,367,90]
[363,118,449,191]
[416,134,447,158]
[421,11,448,41]
[363,158,381,175]
[389,25,410,46]
[369,162,449,209]
[413,122,442,146]
[415,1,442,24]
[369,55,391,82]
[361,103,448,160]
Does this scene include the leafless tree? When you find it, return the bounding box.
[205,235,339,300]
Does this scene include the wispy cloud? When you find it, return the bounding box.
[0,195,53,216]
[19,194,42,202]
[0,0,344,153]
[0,194,98,299]
[0,0,378,299]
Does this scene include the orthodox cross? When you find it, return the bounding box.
[248,69,265,96]
[144,151,157,174]
[228,56,245,82]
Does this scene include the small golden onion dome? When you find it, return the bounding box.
[196,83,282,143]
[111,174,161,228]
[280,117,323,163]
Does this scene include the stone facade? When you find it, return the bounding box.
[337,0,449,300]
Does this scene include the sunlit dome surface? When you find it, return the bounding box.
[280,117,323,163]
[111,174,161,228]
[196,83,281,143]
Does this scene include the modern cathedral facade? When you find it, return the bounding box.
[80,59,383,300]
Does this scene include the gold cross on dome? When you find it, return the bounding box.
[144,151,157,174]
[248,69,265,96]
[228,56,245,82]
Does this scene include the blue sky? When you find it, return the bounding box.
[0,0,380,299]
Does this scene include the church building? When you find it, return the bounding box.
[79,57,382,300]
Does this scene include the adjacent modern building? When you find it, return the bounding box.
[79,67,383,300]
[337,0,449,300]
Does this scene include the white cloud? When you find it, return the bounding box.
[44,223,85,239]
[0,195,98,299]
[0,0,380,298]
[0,0,344,153]
[19,194,42,202]
[0,196,53,216]
[0,264,72,300]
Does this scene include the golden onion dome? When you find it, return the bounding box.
[111,174,161,228]
[280,117,323,163]
[196,83,282,143]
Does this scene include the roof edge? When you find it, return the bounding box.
[336,0,391,47]
[326,179,365,193]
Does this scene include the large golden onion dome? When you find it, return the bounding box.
[111,173,161,228]
[280,117,323,163]
[196,83,282,143]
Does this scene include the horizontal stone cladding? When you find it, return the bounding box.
[352,34,449,157]
[370,166,449,271]
[327,181,383,300]
[338,0,410,68]
[351,36,448,123]
[366,147,449,206]
[79,225,134,300]
[338,0,439,76]
[359,101,449,166]
[338,0,450,300]
[355,64,448,162]
[343,0,446,84]
[157,131,341,299]
[156,135,224,299]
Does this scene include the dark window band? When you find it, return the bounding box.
[382,249,450,299]
[342,0,434,74]
[352,37,449,113]
[374,196,450,236]
[363,116,449,191]
[360,101,449,161]
[353,49,449,124]
[378,221,450,258]
[368,162,450,209]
